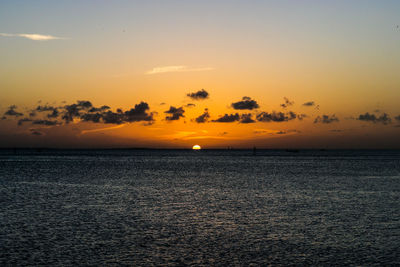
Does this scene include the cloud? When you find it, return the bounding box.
[124,102,154,122]
[88,105,110,113]
[302,101,315,107]
[187,89,209,100]
[30,130,43,136]
[254,129,299,135]
[48,109,59,118]
[99,102,154,124]
[183,135,229,140]
[18,118,32,126]
[185,103,196,108]
[4,105,23,117]
[253,129,271,134]
[239,113,255,123]
[32,120,60,126]
[256,111,298,122]
[195,109,210,123]
[275,129,300,135]
[165,106,185,121]
[357,112,391,125]
[297,113,308,120]
[58,100,153,124]
[80,124,125,135]
[212,113,240,123]
[81,113,103,123]
[62,101,93,123]
[35,105,60,118]
[36,105,57,112]
[280,97,294,108]
[302,101,319,110]
[231,97,259,110]
[146,66,214,75]
[100,110,124,124]
[0,33,66,41]
[8,100,155,125]
[314,114,339,124]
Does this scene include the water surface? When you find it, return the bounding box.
[1,149,399,265]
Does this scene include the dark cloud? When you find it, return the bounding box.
[165,106,185,121]
[36,105,57,112]
[31,130,43,136]
[101,111,124,124]
[18,118,32,126]
[88,105,110,113]
[314,114,339,124]
[47,109,59,118]
[219,132,228,136]
[297,113,308,120]
[187,89,209,100]
[195,109,210,123]
[32,120,60,126]
[275,129,300,135]
[302,101,315,107]
[185,103,196,108]
[256,111,298,122]
[231,97,259,110]
[280,97,294,108]
[124,102,153,122]
[239,113,255,123]
[62,103,82,123]
[81,113,102,123]
[4,105,23,117]
[357,112,391,125]
[77,101,93,109]
[61,100,94,123]
[159,102,166,106]
[253,129,269,134]
[34,105,60,119]
[59,100,153,124]
[212,113,240,123]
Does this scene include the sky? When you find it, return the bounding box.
[1,0,400,149]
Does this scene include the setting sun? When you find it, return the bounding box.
[192,145,201,150]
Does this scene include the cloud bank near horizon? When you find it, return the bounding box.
[2,95,399,138]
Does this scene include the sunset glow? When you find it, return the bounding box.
[0,1,399,149]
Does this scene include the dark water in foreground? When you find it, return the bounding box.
[1,149,399,266]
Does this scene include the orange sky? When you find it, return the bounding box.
[1,1,399,148]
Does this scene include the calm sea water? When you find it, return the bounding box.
[1,149,399,266]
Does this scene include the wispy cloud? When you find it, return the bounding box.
[146,65,214,75]
[0,33,66,41]
[80,124,125,135]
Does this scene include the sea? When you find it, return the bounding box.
[1,149,399,266]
